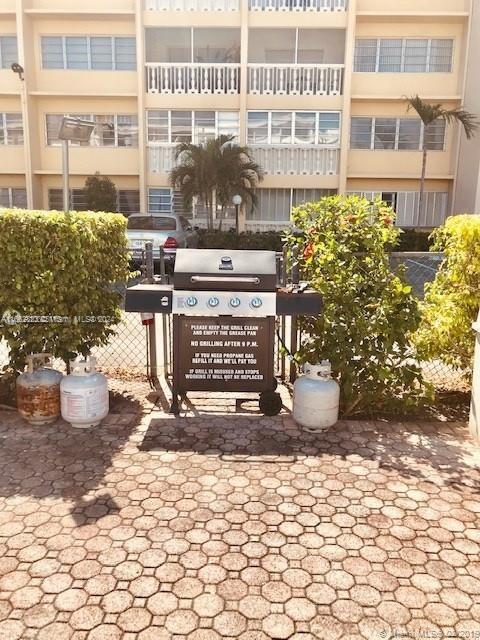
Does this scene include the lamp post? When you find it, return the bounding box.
[232,194,242,235]
[58,117,95,212]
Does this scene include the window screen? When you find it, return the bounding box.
[41,37,64,69]
[350,118,372,149]
[353,39,377,72]
[0,36,18,69]
[194,111,216,144]
[90,37,113,70]
[271,112,292,144]
[398,119,421,150]
[147,111,169,143]
[1,113,23,145]
[41,36,136,70]
[114,37,136,70]
[171,111,192,143]
[425,119,446,150]
[373,118,397,150]
[148,188,173,214]
[118,190,140,215]
[0,187,27,208]
[404,39,428,73]
[430,39,453,72]
[378,39,402,72]
[294,112,316,144]
[247,112,269,145]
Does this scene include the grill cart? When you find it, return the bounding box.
[126,248,322,415]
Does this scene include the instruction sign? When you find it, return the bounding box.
[175,316,273,392]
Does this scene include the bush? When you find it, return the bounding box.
[395,229,432,252]
[415,214,480,370]
[84,173,118,213]
[0,209,131,372]
[285,196,429,417]
[198,229,284,252]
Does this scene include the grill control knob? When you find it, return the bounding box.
[250,297,263,309]
[186,296,198,308]
[208,296,220,308]
[229,297,241,309]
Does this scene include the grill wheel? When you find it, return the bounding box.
[259,391,282,416]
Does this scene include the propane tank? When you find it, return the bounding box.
[293,360,340,431]
[60,357,109,429]
[16,354,63,425]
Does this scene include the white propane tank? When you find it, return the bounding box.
[17,353,63,425]
[293,360,340,431]
[60,357,109,429]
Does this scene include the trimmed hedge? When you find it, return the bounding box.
[198,229,284,252]
[0,209,131,371]
[198,228,431,252]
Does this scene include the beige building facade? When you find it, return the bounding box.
[0,0,475,229]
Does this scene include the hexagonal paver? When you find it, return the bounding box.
[1,396,480,640]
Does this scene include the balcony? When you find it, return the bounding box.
[145,0,238,8]
[248,64,343,96]
[252,146,339,175]
[146,63,240,94]
[249,0,347,10]
[148,144,339,176]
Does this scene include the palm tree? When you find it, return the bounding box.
[169,135,264,231]
[406,95,478,226]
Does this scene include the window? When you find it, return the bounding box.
[0,113,23,145]
[128,216,176,230]
[46,114,138,147]
[248,28,343,64]
[347,191,448,228]
[148,188,173,214]
[0,36,18,69]
[374,118,396,150]
[248,111,340,146]
[147,111,239,144]
[41,36,136,70]
[350,117,446,151]
[247,188,336,222]
[145,28,240,64]
[354,38,453,73]
[48,188,140,214]
[0,187,27,209]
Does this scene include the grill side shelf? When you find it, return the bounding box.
[125,284,173,314]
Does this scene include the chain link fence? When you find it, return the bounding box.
[0,252,470,393]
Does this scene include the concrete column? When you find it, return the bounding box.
[469,309,480,441]
[337,0,356,195]
[135,0,148,214]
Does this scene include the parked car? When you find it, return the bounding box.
[127,213,199,269]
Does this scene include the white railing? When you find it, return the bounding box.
[248,64,343,96]
[149,145,176,173]
[146,63,241,95]
[149,144,340,175]
[145,0,239,9]
[245,220,292,231]
[249,0,346,10]
[252,146,339,175]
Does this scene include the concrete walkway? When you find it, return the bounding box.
[0,387,480,640]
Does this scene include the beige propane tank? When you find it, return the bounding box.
[16,353,63,425]
[293,361,340,432]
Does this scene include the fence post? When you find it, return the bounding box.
[469,309,480,442]
[144,242,158,380]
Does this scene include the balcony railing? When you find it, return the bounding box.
[145,0,239,9]
[146,63,241,94]
[248,64,343,96]
[251,146,339,175]
[249,0,347,10]
[149,144,340,176]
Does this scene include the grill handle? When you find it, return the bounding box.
[190,276,260,285]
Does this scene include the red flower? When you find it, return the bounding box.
[303,243,314,260]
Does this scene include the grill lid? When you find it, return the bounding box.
[174,249,277,291]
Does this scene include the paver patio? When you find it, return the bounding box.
[1,385,480,640]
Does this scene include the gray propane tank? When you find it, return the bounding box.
[60,357,109,429]
[293,360,340,431]
[16,353,63,425]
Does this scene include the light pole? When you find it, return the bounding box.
[232,194,242,234]
[58,117,95,212]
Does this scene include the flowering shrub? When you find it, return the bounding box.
[285,196,430,416]
[415,214,480,371]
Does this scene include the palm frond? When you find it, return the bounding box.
[441,107,480,140]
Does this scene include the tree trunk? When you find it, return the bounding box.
[417,130,428,228]
[211,189,217,231]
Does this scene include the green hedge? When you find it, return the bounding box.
[0,209,131,371]
[198,230,284,252]
[415,214,480,370]
[198,229,431,253]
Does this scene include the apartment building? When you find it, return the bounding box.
[0,0,474,230]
